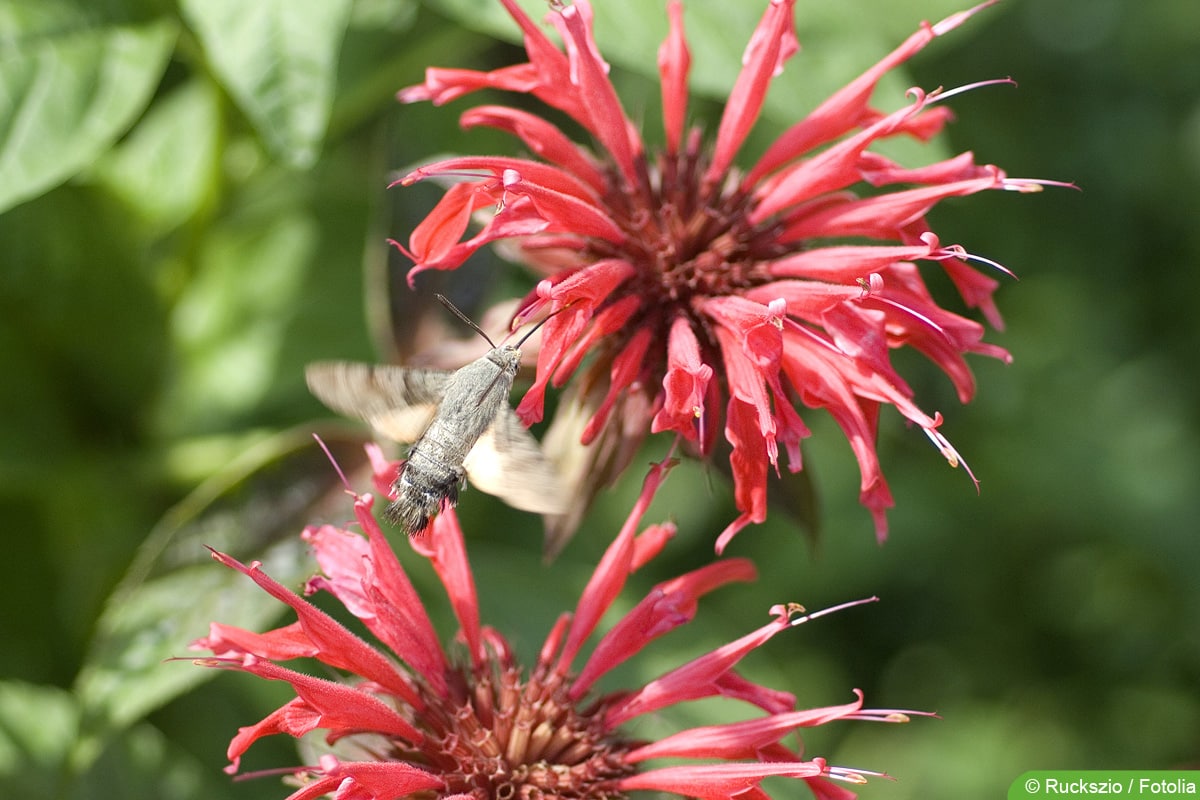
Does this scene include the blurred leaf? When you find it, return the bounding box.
[0,681,77,798]
[180,0,355,168]
[0,186,167,458]
[0,179,174,681]
[72,425,373,760]
[0,1,176,213]
[160,208,318,434]
[0,680,225,800]
[89,79,221,231]
[326,0,441,141]
[67,720,214,800]
[349,0,418,30]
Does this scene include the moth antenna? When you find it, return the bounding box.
[470,302,576,409]
[435,293,497,349]
[513,300,576,349]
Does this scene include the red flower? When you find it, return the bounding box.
[394,0,1057,549]
[193,447,927,800]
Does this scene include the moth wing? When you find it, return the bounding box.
[305,361,449,443]
[463,407,569,515]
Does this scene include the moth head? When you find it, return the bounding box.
[435,292,565,367]
[487,344,523,374]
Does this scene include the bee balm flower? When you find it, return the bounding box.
[395,0,1052,549]
[193,450,926,800]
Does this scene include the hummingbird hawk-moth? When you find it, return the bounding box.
[305,297,566,535]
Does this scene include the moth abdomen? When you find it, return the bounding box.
[387,460,464,535]
[383,493,434,536]
[397,422,470,529]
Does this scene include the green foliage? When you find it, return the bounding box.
[0,0,1196,799]
[0,0,177,213]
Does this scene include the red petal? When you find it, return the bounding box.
[859,149,994,188]
[397,64,538,105]
[626,690,867,761]
[410,508,484,670]
[279,775,343,800]
[495,0,586,122]
[719,398,770,547]
[402,156,598,202]
[460,105,607,193]
[223,698,316,773]
[651,316,714,445]
[558,458,674,683]
[207,550,421,706]
[778,173,1004,242]
[752,91,931,220]
[748,2,996,183]
[402,181,494,269]
[766,241,939,283]
[553,1,642,187]
[658,0,690,154]
[581,326,652,444]
[705,0,798,185]
[572,558,756,696]
[552,294,641,386]
[710,669,797,715]
[211,658,424,767]
[705,296,785,464]
[194,620,315,661]
[517,259,636,424]
[619,760,826,799]
[603,613,791,727]
[502,168,625,243]
[319,756,445,798]
[350,498,451,694]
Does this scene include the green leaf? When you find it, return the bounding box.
[89,79,221,231]
[0,680,229,800]
[159,208,319,435]
[0,681,78,798]
[72,426,374,759]
[67,719,213,800]
[0,185,169,465]
[180,0,355,168]
[0,1,176,213]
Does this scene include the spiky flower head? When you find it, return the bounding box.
[193,449,926,799]
[395,0,1057,550]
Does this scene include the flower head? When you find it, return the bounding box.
[394,0,1054,550]
[193,447,925,800]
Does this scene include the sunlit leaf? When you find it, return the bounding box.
[89,79,222,231]
[0,1,175,213]
[180,0,355,168]
[159,210,319,434]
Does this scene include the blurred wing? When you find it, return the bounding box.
[463,407,568,515]
[305,361,448,443]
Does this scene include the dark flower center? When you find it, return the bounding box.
[587,134,795,346]
[398,665,637,800]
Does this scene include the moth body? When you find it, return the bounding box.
[305,344,564,537]
[385,346,520,533]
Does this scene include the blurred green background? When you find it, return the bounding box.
[2,0,1197,798]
